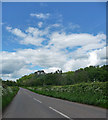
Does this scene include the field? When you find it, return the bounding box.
[27,81,108,109]
[2,86,19,110]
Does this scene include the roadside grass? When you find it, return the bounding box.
[2,86,19,110]
[0,85,2,112]
[26,82,108,109]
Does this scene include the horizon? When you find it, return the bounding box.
[1,64,107,81]
[1,2,107,81]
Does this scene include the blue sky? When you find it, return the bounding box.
[3,2,106,51]
[1,2,106,80]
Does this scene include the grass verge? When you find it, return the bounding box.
[2,86,19,110]
[26,82,108,109]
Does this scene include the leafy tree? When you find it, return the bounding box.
[16,65,108,87]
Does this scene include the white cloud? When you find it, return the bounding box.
[4,23,107,80]
[48,32,106,51]
[68,23,80,30]
[62,46,107,72]
[63,59,89,72]
[51,24,61,27]
[93,46,107,65]
[38,22,43,28]
[0,51,27,74]
[11,68,34,79]
[6,26,12,30]
[1,68,34,81]
[1,48,66,80]
[16,48,67,68]
[1,46,107,81]
[88,51,98,66]
[7,26,106,50]
[6,27,26,38]
[44,67,61,73]
[6,26,48,46]
[12,28,26,38]
[30,13,50,19]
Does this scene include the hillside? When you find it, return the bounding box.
[17,65,108,86]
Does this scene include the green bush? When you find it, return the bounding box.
[27,82,108,109]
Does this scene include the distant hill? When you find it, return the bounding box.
[16,65,108,87]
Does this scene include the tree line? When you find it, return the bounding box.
[16,65,108,87]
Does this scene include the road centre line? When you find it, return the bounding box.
[49,106,71,119]
[33,98,42,103]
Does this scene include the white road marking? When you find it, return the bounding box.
[33,98,42,103]
[49,107,71,119]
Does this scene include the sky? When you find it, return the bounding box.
[1,2,107,81]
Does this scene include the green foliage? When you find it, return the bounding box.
[2,80,17,87]
[2,86,19,110]
[17,65,108,86]
[27,82,108,109]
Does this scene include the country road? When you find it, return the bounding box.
[3,88,107,119]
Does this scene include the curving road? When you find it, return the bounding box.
[3,88,107,119]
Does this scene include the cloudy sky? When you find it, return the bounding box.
[1,2,107,81]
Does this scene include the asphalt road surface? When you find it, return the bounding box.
[3,88,107,119]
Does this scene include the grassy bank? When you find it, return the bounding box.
[2,86,19,110]
[27,82,108,109]
[0,85,2,112]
